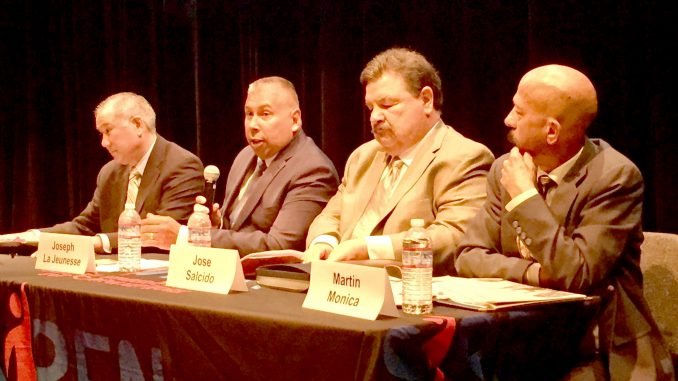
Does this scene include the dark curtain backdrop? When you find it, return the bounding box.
[1,0,677,234]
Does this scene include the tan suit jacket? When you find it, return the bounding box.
[307,121,494,275]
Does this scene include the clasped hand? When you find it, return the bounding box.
[302,238,368,262]
[500,147,538,198]
[140,196,221,250]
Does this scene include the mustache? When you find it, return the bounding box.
[371,123,389,135]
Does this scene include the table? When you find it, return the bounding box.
[0,255,598,380]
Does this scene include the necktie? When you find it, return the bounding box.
[351,157,404,239]
[229,159,266,224]
[125,169,142,207]
[537,174,554,198]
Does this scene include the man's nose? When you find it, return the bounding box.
[370,108,384,125]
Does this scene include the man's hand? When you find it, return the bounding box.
[196,195,221,227]
[501,147,537,198]
[327,239,368,261]
[303,243,333,262]
[140,213,181,250]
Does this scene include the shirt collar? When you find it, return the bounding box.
[541,145,584,186]
[130,135,157,176]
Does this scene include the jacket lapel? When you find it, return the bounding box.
[135,136,165,214]
[229,131,306,230]
[549,138,598,220]
[382,122,444,217]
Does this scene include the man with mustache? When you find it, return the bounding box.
[141,76,339,255]
[303,47,494,275]
[454,65,674,380]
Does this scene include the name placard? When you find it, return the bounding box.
[166,245,248,294]
[302,261,398,320]
[35,233,96,274]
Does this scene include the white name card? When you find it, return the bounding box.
[35,233,96,274]
[166,244,248,294]
[302,261,398,320]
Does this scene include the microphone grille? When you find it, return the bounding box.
[203,165,220,182]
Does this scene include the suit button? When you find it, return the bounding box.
[525,238,532,245]
[512,221,519,228]
[520,232,527,240]
[516,227,522,234]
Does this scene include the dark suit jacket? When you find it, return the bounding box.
[307,121,494,275]
[214,131,339,255]
[455,138,672,379]
[43,135,204,249]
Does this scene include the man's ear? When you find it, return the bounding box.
[420,86,434,115]
[291,108,302,132]
[545,118,560,145]
[131,116,145,136]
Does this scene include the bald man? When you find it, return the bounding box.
[454,65,674,380]
[142,77,339,255]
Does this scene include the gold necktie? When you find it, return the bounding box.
[351,157,404,239]
[229,159,266,224]
[125,169,142,207]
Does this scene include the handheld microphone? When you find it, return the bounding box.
[203,165,221,208]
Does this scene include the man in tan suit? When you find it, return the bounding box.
[304,48,494,274]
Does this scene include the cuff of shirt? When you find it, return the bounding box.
[524,262,541,286]
[96,233,112,254]
[310,235,338,249]
[506,188,539,212]
[365,235,395,260]
[177,225,189,245]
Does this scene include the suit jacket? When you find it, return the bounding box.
[43,135,204,249]
[306,121,494,275]
[455,138,673,379]
[214,131,339,255]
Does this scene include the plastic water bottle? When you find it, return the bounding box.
[402,218,433,314]
[188,204,211,247]
[118,202,141,272]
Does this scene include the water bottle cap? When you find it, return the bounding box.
[193,204,210,213]
[410,218,424,227]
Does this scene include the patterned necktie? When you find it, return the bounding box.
[538,174,554,199]
[125,169,142,207]
[351,157,404,239]
[229,159,266,224]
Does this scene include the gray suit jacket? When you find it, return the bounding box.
[43,135,204,249]
[213,131,339,255]
[455,138,672,379]
[307,121,494,275]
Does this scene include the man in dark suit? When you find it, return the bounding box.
[0,92,204,253]
[141,76,339,255]
[454,64,674,380]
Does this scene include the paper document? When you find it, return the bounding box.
[390,276,587,311]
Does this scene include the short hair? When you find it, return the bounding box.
[248,76,300,106]
[94,92,156,132]
[360,48,443,110]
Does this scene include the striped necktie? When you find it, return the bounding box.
[125,169,142,207]
[351,157,404,239]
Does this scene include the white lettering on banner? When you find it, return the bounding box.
[31,319,164,380]
[118,340,143,380]
[75,330,110,380]
[33,319,68,380]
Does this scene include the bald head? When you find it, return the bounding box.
[519,64,598,135]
